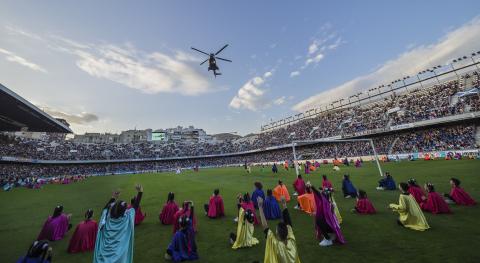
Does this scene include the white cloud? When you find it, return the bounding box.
[273,96,286,105]
[293,16,480,112]
[308,43,318,54]
[3,26,213,96]
[41,106,99,124]
[229,71,273,111]
[290,71,300,77]
[305,53,324,65]
[0,48,47,73]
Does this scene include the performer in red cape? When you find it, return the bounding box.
[407,178,425,204]
[129,192,146,226]
[353,190,376,214]
[204,189,225,219]
[67,209,98,253]
[159,192,179,225]
[322,175,333,189]
[292,175,306,196]
[444,178,476,206]
[421,183,451,214]
[173,201,197,233]
[37,205,72,241]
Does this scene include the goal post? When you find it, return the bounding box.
[291,138,384,178]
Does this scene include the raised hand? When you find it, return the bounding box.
[135,184,143,192]
[112,190,121,199]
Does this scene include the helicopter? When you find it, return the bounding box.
[191,44,232,77]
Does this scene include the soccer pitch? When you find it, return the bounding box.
[1,160,479,262]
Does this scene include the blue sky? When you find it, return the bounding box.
[1,1,480,135]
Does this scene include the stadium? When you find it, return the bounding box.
[1,2,479,263]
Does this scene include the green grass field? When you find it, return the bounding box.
[1,160,479,262]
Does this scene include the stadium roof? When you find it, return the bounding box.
[0,83,72,133]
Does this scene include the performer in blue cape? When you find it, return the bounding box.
[165,201,199,262]
[263,189,282,220]
[93,185,143,263]
[377,172,397,190]
[251,182,265,209]
[342,174,357,198]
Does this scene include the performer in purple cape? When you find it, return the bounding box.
[312,186,345,247]
[17,240,53,263]
[159,192,179,225]
[165,201,199,262]
[263,189,282,220]
[305,161,311,174]
[37,205,72,241]
[251,182,266,209]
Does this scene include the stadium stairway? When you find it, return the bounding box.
[476,125,480,147]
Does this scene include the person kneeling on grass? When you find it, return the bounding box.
[420,183,451,214]
[252,182,266,209]
[230,206,259,249]
[407,178,425,204]
[258,196,301,263]
[312,186,345,247]
[263,189,282,220]
[296,183,315,215]
[444,178,476,206]
[292,175,306,197]
[159,192,179,225]
[174,201,198,233]
[389,183,429,231]
[93,185,143,263]
[165,201,199,262]
[352,190,376,214]
[67,209,98,253]
[341,174,357,198]
[37,205,72,241]
[376,172,396,190]
[204,189,225,219]
[273,180,291,202]
[129,192,146,226]
[17,240,53,263]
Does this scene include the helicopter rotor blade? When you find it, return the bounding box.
[191,47,210,56]
[200,58,208,65]
[215,57,232,62]
[215,44,229,55]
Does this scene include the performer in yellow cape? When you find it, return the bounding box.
[231,207,259,249]
[331,195,342,224]
[273,181,291,202]
[297,184,315,215]
[389,182,430,231]
[258,196,300,263]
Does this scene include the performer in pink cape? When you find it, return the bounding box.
[239,193,259,225]
[159,192,179,225]
[312,186,345,247]
[353,190,376,214]
[322,175,333,189]
[128,192,146,226]
[421,183,451,214]
[292,174,306,196]
[173,201,197,233]
[37,205,72,241]
[444,178,476,206]
[354,159,361,168]
[204,189,225,219]
[407,178,425,204]
[67,209,98,253]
